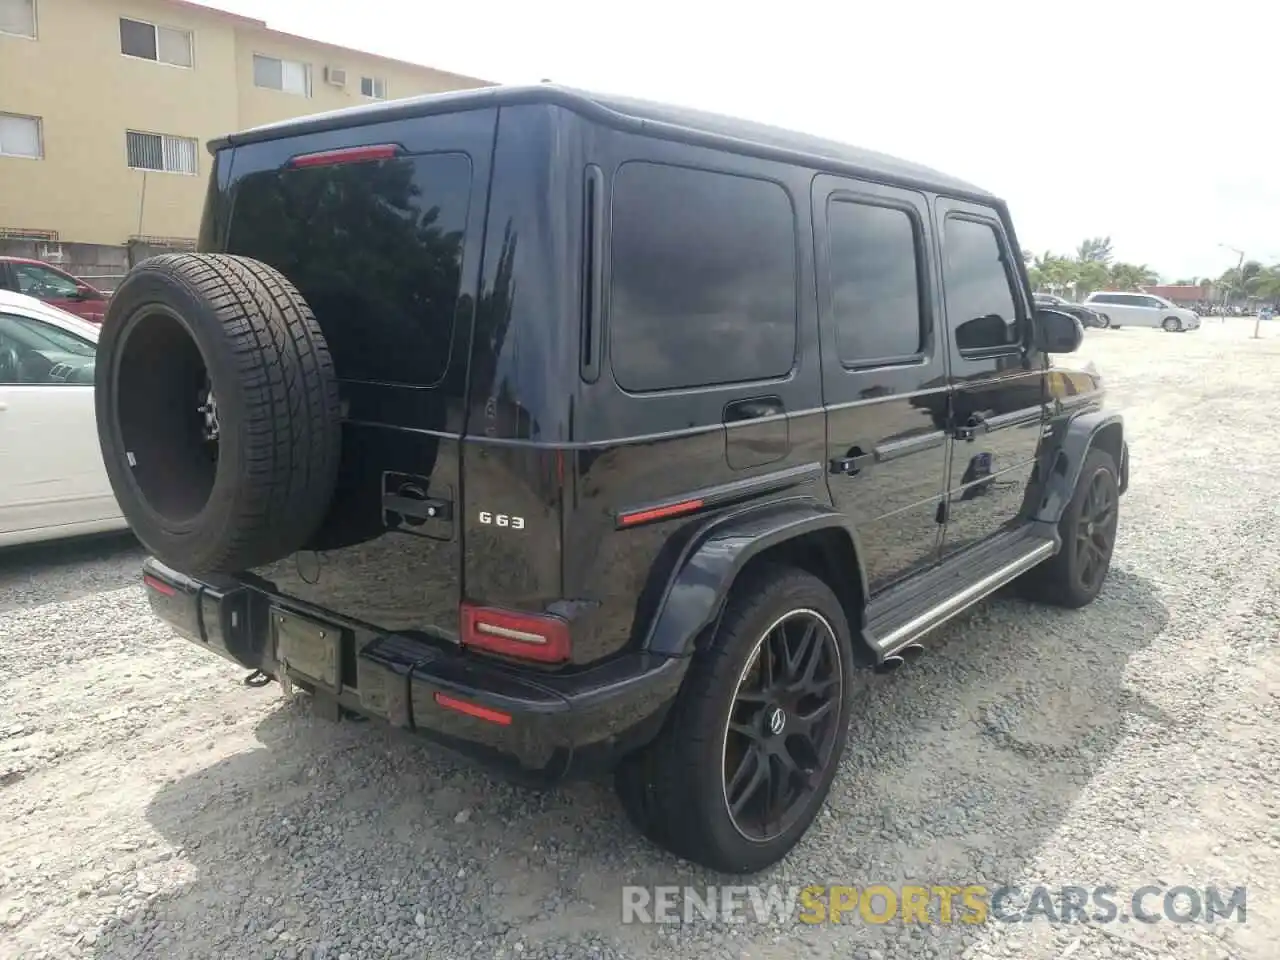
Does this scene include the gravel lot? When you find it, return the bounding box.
[2,318,1278,960]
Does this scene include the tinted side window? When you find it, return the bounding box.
[1091,294,1118,305]
[827,199,923,363]
[13,263,80,298]
[226,153,471,387]
[609,162,796,392]
[0,312,95,385]
[942,217,1022,352]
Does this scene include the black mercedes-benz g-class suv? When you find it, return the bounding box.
[95,84,1128,875]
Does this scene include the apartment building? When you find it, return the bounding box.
[0,0,490,249]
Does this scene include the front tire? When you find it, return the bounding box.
[1017,448,1119,608]
[1162,316,1182,332]
[615,566,854,874]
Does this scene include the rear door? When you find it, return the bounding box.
[813,175,950,595]
[1115,294,1151,326]
[217,109,497,639]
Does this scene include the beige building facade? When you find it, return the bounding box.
[0,0,489,247]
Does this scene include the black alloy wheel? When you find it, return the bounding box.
[1015,447,1120,608]
[1074,463,1118,594]
[722,609,843,843]
[613,566,855,874]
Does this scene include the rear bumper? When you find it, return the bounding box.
[141,558,687,785]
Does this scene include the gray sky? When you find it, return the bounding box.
[200,0,1279,281]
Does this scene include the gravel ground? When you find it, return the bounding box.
[2,317,1278,960]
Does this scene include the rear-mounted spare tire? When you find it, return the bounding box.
[95,254,342,574]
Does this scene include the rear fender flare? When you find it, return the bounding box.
[1034,412,1126,523]
[641,497,867,658]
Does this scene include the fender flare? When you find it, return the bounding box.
[640,497,866,657]
[1034,411,1127,524]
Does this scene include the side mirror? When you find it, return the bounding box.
[1034,308,1083,353]
[73,283,100,301]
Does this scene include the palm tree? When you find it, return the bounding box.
[1076,236,1114,264]
[1108,262,1158,290]
[1254,265,1280,302]
[1074,261,1110,298]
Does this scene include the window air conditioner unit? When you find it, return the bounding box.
[325,66,348,87]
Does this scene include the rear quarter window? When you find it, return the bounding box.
[607,161,797,393]
[225,152,472,388]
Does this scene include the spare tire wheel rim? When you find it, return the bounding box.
[721,608,844,843]
[198,379,220,444]
[112,303,224,530]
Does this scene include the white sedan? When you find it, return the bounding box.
[0,289,127,547]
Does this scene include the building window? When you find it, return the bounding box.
[0,0,36,38]
[119,17,192,67]
[360,76,387,100]
[126,131,197,175]
[253,54,310,96]
[0,113,42,159]
[0,227,57,241]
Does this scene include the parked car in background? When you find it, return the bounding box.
[1083,291,1201,332]
[0,290,126,547]
[0,257,110,323]
[1033,293,1109,329]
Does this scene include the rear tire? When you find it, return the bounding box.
[95,254,342,574]
[615,566,854,874]
[1096,313,1111,329]
[1017,448,1119,608]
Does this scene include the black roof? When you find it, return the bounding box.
[212,84,993,200]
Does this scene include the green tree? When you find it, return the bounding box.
[1072,261,1109,298]
[1218,260,1264,298]
[1108,262,1158,289]
[1254,265,1280,301]
[1076,236,1115,264]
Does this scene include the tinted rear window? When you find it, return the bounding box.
[608,162,797,393]
[826,199,924,364]
[225,152,471,387]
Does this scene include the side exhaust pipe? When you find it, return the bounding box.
[876,643,925,674]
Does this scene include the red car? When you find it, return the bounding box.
[0,257,110,323]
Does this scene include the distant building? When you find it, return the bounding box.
[1140,284,1215,304]
[0,0,491,249]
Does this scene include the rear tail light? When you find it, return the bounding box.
[459,603,571,664]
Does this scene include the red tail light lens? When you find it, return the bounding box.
[460,603,571,664]
[287,144,401,169]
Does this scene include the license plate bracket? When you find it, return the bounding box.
[272,607,341,691]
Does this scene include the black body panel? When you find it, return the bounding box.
[136,84,1130,782]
